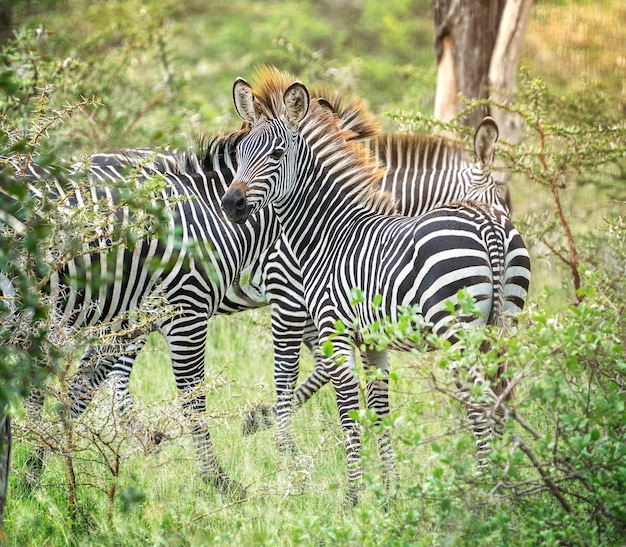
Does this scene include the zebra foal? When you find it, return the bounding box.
[221,67,530,504]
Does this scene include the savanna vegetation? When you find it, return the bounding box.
[1,0,625,545]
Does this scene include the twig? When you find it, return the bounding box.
[513,434,572,513]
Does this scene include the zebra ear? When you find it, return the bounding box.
[316,97,334,113]
[284,82,310,128]
[233,78,258,124]
[474,116,499,171]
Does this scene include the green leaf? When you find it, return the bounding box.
[321,340,334,357]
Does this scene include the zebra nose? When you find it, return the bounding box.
[221,186,249,223]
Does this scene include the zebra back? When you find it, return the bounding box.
[370,120,509,217]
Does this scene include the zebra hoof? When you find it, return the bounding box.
[342,482,365,510]
[151,430,167,446]
[277,438,301,457]
[216,478,247,501]
[242,404,275,435]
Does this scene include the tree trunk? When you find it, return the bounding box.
[0,0,13,46]
[488,0,533,149]
[434,0,508,129]
[433,0,533,208]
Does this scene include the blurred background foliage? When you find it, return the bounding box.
[6,0,623,143]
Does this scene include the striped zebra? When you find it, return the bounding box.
[45,93,379,438]
[63,148,269,436]
[3,129,282,498]
[221,67,531,504]
[245,118,511,453]
[74,117,508,458]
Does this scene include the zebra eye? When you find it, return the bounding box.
[269,147,285,161]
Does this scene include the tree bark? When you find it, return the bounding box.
[434,34,458,123]
[0,0,13,46]
[433,0,533,207]
[488,0,533,148]
[434,0,508,129]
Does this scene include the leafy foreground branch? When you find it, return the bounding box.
[385,267,625,544]
[1,26,188,540]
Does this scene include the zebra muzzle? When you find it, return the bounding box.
[222,182,252,224]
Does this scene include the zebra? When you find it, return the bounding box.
[4,147,268,445]
[244,117,512,453]
[3,129,283,498]
[10,100,376,484]
[220,67,531,504]
[63,148,270,436]
[37,94,381,444]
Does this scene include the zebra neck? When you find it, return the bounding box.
[167,172,282,284]
[171,170,228,204]
[274,163,380,269]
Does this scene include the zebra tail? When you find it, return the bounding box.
[485,225,514,402]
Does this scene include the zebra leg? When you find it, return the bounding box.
[67,345,118,419]
[24,387,45,485]
[322,337,363,506]
[270,301,308,454]
[458,364,501,470]
[242,300,307,450]
[107,351,139,425]
[105,338,165,445]
[292,322,331,408]
[364,349,398,496]
[162,316,245,499]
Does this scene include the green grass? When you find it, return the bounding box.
[7,313,461,545]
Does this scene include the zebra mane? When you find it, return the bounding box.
[152,150,201,174]
[372,132,469,171]
[309,86,381,142]
[105,129,249,177]
[198,129,248,172]
[248,65,396,216]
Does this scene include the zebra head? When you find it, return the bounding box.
[221,77,310,224]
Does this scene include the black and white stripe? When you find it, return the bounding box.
[245,119,514,454]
